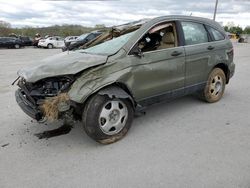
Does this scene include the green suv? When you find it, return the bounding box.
[15,16,235,144]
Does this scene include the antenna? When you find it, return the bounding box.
[213,0,219,20]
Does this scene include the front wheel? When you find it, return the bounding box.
[199,68,226,103]
[82,94,134,144]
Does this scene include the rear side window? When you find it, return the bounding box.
[181,22,208,45]
[207,26,225,41]
[86,34,96,41]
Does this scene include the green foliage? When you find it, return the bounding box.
[224,25,243,35]
[0,22,106,38]
[0,20,11,28]
[243,26,250,34]
[224,26,229,32]
[224,24,250,35]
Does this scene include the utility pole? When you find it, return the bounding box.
[213,0,219,20]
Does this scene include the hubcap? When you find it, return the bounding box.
[99,100,128,135]
[209,75,223,97]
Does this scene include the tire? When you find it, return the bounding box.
[47,44,53,49]
[82,94,134,144]
[198,68,226,103]
[14,44,20,49]
[238,38,244,43]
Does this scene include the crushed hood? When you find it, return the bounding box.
[18,51,107,82]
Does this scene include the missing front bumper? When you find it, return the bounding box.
[15,89,43,121]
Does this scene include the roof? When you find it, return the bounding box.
[149,15,223,31]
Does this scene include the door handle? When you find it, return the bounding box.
[171,51,182,56]
[207,46,214,50]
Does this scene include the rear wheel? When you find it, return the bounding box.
[47,44,53,49]
[82,94,134,144]
[14,44,20,49]
[199,68,226,103]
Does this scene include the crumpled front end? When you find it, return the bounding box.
[15,76,74,121]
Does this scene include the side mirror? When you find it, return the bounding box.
[131,45,144,58]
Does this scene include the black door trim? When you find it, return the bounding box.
[136,82,206,108]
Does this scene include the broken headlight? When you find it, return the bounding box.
[36,76,74,96]
[19,76,74,98]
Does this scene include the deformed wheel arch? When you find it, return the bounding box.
[213,63,230,84]
[47,43,53,48]
[97,84,136,109]
[73,82,137,119]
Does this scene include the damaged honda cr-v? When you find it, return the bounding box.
[14,16,235,144]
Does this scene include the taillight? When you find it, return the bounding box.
[227,47,234,61]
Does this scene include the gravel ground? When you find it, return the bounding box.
[0,44,250,188]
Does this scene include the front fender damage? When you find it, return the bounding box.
[98,86,134,107]
[67,71,133,105]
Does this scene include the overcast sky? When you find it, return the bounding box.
[0,0,249,28]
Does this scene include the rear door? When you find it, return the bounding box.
[181,21,215,90]
[54,37,59,47]
[6,38,14,47]
[57,37,65,47]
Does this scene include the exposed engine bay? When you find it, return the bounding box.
[16,76,75,121]
[18,76,74,98]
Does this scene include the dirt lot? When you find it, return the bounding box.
[0,44,250,188]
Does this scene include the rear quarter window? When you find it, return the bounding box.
[181,22,208,45]
[207,26,225,41]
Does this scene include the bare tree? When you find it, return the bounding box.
[0,20,11,28]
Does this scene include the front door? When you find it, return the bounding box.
[126,21,185,105]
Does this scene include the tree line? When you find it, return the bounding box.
[224,25,250,35]
[0,21,105,38]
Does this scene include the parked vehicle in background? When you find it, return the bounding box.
[62,32,102,52]
[64,36,79,47]
[19,36,33,46]
[9,33,18,38]
[238,34,250,43]
[0,37,23,49]
[44,35,51,39]
[38,36,65,49]
[14,16,235,144]
[33,33,42,47]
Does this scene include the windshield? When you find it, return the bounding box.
[82,31,136,55]
[77,33,89,41]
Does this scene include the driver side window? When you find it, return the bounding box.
[138,22,177,53]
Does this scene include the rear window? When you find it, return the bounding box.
[207,26,225,41]
[181,22,208,45]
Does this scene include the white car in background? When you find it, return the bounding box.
[38,36,65,49]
